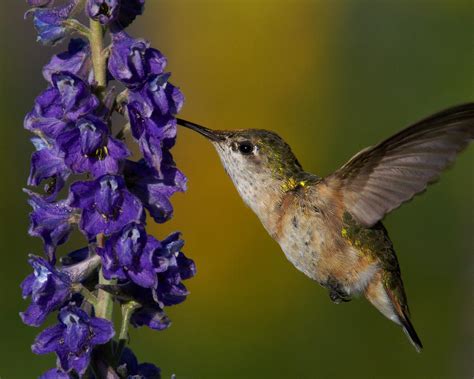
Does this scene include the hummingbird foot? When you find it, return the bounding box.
[329,290,352,304]
[326,278,351,304]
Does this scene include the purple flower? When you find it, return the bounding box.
[124,74,183,172]
[52,73,100,120]
[43,38,94,85]
[129,232,195,308]
[86,0,120,25]
[26,0,79,45]
[153,232,196,307]
[28,140,71,200]
[57,116,129,177]
[126,102,177,172]
[20,256,72,327]
[117,347,161,379]
[108,31,167,88]
[131,74,184,119]
[124,158,186,223]
[25,73,99,138]
[131,305,170,331]
[25,189,76,262]
[99,233,194,331]
[102,284,169,331]
[24,87,71,139]
[32,305,114,375]
[130,233,194,330]
[69,175,144,238]
[116,0,145,29]
[97,222,157,288]
[60,248,102,282]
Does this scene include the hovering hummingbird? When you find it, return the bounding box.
[177,103,474,352]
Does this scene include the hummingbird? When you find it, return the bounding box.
[177,103,474,352]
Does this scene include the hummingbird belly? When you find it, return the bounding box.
[274,201,379,296]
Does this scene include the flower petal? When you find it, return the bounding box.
[88,317,115,345]
[32,324,64,354]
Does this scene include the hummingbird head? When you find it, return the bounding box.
[179,119,306,216]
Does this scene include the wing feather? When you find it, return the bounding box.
[326,103,474,227]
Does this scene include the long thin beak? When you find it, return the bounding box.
[177,118,224,142]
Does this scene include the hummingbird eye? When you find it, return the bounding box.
[238,141,254,155]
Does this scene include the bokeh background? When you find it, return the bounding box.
[1,0,473,378]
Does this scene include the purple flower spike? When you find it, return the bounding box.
[23,0,192,374]
[20,256,72,327]
[97,222,157,288]
[43,39,94,85]
[86,0,120,25]
[28,142,71,201]
[69,175,144,238]
[32,305,114,375]
[25,189,76,262]
[108,31,167,89]
[118,347,161,379]
[58,116,130,177]
[26,0,79,46]
[124,158,186,223]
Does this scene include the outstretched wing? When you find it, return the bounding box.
[325,103,474,227]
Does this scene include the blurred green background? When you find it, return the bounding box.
[0,0,473,378]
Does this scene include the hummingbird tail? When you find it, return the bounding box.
[365,271,423,352]
[385,285,423,353]
[399,311,423,353]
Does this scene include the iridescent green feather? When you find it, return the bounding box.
[341,212,407,307]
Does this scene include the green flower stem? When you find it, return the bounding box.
[62,19,90,38]
[89,19,107,91]
[96,269,115,320]
[115,301,140,364]
[93,233,114,320]
[71,283,98,308]
[89,16,114,322]
[119,301,140,340]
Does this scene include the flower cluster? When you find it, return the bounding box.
[23,1,194,377]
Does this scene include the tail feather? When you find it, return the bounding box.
[399,311,423,353]
[365,270,423,352]
[386,285,423,353]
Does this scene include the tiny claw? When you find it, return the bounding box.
[329,290,351,304]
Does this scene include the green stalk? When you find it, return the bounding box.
[89,18,113,322]
[96,269,115,320]
[89,19,107,91]
[114,301,140,364]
